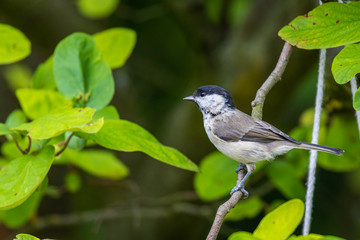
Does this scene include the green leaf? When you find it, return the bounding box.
[253,199,304,240]
[1,140,23,160]
[3,64,32,90]
[320,236,346,240]
[332,44,360,84]
[225,196,263,221]
[13,107,104,139]
[61,149,129,179]
[32,56,56,89]
[278,2,360,49]
[14,234,40,240]
[65,172,82,193]
[0,158,8,167]
[194,151,238,201]
[93,28,136,69]
[0,24,31,64]
[267,161,306,199]
[53,32,114,109]
[94,105,120,120]
[16,88,72,119]
[78,119,199,172]
[228,231,262,240]
[289,235,345,240]
[5,109,27,128]
[355,88,360,111]
[77,0,119,19]
[0,178,47,228]
[67,134,86,151]
[288,234,324,240]
[0,146,54,210]
[0,123,14,136]
[318,117,360,171]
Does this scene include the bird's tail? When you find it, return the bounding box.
[297,142,344,155]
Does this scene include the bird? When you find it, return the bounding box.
[184,85,343,197]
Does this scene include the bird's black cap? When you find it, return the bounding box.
[193,85,236,108]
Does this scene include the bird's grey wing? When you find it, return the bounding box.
[244,119,300,144]
[212,111,253,142]
[213,110,299,144]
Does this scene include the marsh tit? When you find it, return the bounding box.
[184,85,343,197]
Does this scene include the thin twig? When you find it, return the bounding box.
[206,169,247,240]
[251,42,293,119]
[24,136,32,154]
[14,138,26,154]
[206,42,293,240]
[55,134,73,157]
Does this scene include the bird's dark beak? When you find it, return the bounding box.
[183,96,195,101]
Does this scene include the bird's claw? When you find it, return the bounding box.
[230,185,249,199]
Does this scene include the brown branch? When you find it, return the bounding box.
[206,169,247,240]
[251,42,293,119]
[206,42,293,240]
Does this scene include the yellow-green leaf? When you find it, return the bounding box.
[32,56,56,89]
[194,151,238,201]
[77,0,120,19]
[332,44,360,84]
[0,123,14,136]
[0,146,54,210]
[253,199,304,240]
[16,88,72,119]
[225,197,263,221]
[13,107,104,139]
[14,234,41,240]
[228,232,261,240]
[279,2,360,49]
[0,24,31,64]
[93,28,136,69]
[0,179,47,228]
[78,119,198,172]
[61,149,129,180]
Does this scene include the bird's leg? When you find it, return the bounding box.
[235,163,247,173]
[230,163,255,198]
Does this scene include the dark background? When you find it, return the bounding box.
[0,0,358,239]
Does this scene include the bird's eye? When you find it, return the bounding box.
[200,92,206,97]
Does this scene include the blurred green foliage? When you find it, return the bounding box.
[0,19,197,238]
[0,0,359,240]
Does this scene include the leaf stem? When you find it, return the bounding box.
[55,134,73,157]
[24,136,32,154]
[13,137,26,154]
